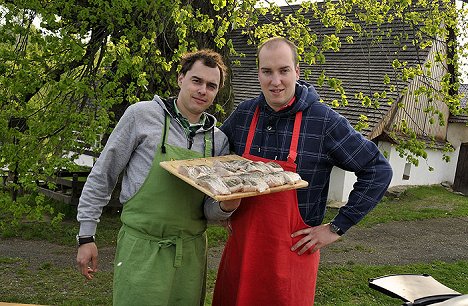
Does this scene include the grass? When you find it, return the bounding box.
[0,185,467,305]
[354,185,468,227]
[315,261,468,306]
[0,257,113,305]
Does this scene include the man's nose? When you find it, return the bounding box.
[271,73,281,85]
[198,84,206,95]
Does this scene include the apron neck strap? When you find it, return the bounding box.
[204,130,213,157]
[287,111,302,163]
[161,114,171,154]
[244,107,260,155]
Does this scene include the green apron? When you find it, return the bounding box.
[113,114,212,306]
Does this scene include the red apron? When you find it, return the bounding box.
[213,107,320,306]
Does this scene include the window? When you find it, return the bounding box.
[403,163,411,180]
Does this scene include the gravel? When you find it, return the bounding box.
[1,217,467,273]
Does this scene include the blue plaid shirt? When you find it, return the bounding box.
[221,81,393,233]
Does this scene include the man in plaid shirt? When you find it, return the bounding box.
[213,37,393,306]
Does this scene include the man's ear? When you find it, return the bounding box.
[177,74,184,86]
[295,64,300,80]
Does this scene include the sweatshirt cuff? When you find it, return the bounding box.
[214,201,236,219]
[79,221,98,237]
[204,196,235,221]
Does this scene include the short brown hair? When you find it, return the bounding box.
[257,37,299,66]
[179,49,228,88]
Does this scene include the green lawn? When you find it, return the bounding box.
[0,185,467,305]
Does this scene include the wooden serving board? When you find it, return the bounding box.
[159,154,308,201]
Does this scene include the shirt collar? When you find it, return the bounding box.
[278,96,296,111]
[174,100,206,133]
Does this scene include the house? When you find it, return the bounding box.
[229,3,468,202]
[449,83,468,195]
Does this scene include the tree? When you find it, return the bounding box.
[237,0,467,166]
[0,0,243,198]
[0,0,467,204]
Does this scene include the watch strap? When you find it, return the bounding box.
[329,222,344,236]
[77,235,95,246]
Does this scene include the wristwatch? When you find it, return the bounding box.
[329,222,344,236]
[76,235,95,246]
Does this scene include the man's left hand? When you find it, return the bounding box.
[290,224,341,255]
[219,199,241,212]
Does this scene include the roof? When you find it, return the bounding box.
[229,4,439,138]
[448,83,468,123]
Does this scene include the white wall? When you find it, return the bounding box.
[327,140,459,203]
[386,143,458,187]
[447,122,468,147]
[328,167,356,203]
[70,152,95,167]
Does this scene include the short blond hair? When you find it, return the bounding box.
[257,37,299,66]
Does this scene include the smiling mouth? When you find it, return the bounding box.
[270,89,284,94]
[193,96,207,103]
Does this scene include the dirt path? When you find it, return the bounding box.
[319,216,468,265]
[1,217,467,272]
[208,216,468,270]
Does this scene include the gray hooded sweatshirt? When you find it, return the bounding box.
[77,95,233,236]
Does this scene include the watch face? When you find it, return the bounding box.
[330,223,340,233]
[329,223,344,236]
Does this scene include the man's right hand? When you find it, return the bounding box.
[76,243,98,280]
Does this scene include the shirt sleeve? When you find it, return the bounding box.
[204,196,237,221]
[77,106,139,236]
[326,114,393,233]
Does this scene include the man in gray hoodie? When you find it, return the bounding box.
[76,49,240,305]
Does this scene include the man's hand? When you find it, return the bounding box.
[290,224,341,255]
[219,199,241,212]
[76,243,98,280]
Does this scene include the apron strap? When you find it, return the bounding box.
[157,237,183,268]
[244,106,302,163]
[160,114,171,154]
[287,111,302,163]
[211,128,215,157]
[243,107,260,155]
[204,130,212,157]
[122,224,202,268]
